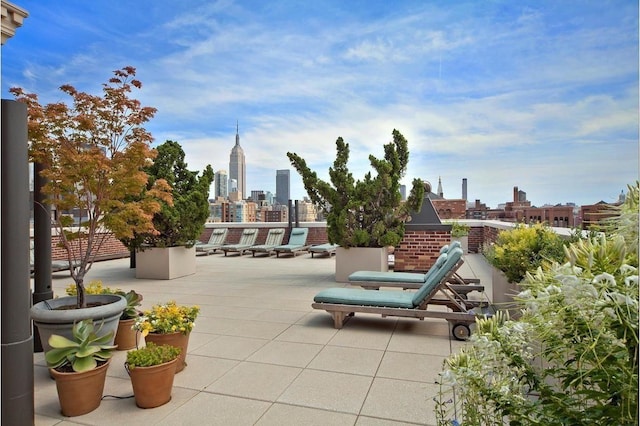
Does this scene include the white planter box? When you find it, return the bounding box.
[451,236,468,253]
[335,246,388,283]
[136,246,196,280]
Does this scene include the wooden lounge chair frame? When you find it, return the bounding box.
[274,228,310,258]
[312,248,494,340]
[221,228,259,256]
[309,243,339,258]
[248,228,286,257]
[195,228,228,255]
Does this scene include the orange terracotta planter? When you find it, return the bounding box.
[114,318,141,350]
[144,332,190,373]
[50,360,110,417]
[128,358,178,408]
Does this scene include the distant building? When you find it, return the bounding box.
[296,198,318,222]
[229,122,246,199]
[275,169,290,206]
[214,170,228,199]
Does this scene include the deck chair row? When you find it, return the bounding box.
[195,227,312,257]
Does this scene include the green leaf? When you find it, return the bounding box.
[48,334,79,349]
[72,356,97,372]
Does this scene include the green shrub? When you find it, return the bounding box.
[126,342,181,369]
[450,222,470,238]
[483,223,568,282]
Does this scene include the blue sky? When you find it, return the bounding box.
[2,0,638,208]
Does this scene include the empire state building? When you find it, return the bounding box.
[229,122,246,199]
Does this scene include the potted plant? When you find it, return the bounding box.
[482,222,572,305]
[449,221,470,253]
[287,129,424,281]
[45,319,117,417]
[129,140,214,280]
[65,281,143,350]
[125,342,182,408]
[133,301,200,373]
[14,67,172,351]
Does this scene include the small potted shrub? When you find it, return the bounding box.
[133,301,200,373]
[125,342,182,408]
[66,281,143,350]
[45,319,117,416]
[449,221,470,253]
[483,223,569,305]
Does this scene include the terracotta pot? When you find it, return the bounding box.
[128,358,178,408]
[50,360,110,417]
[144,332,190,373]
[114,318,141,350]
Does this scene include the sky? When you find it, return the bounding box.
[2,0,638,208]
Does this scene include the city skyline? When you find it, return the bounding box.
[2,1,637,208]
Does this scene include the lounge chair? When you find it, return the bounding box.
[195,228,228,255]
[248,228,286,257]
[309,243,339,258]
[312,247,493,340]
[273,227,310,258]
[348,241,481,291]
[221,228,259,256]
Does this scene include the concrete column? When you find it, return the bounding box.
[32,161,53,352]
[1,99,34,425]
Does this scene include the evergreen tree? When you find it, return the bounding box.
[287,129,424,248]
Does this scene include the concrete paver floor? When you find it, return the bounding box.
[33,251,494,426]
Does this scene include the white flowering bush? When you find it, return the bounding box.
[436,182,639,426]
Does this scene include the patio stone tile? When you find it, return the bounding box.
[205,361,301,401]
[355,416,422,425]
[277,369,372,414]
[275,323,338,345]
[386,333,458,357]
[327,319,395,350]
[255,403,357,425]
[183,330,220,352]
[157,393,270,426]
[190,335,269,360]
[393,318,451,337]
[360,377,440,425]
[187,316,238,334]
[376,351,447,383]
[223,319,292,340]
[172,354,239,390]
[247,340,323,368]
[252,308,308,324]
[308,345,384,376]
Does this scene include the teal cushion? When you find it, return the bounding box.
[411,248,463,306]
[314,288,414,308]
[348,270,426,284]
[439,244,449,254]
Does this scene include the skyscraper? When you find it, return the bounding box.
[214,170,228,199]
[229,121,246,199]
[275,169,290,206]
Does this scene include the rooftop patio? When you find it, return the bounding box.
[33,251,494,426]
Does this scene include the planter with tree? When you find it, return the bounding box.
[14,67,172,352]
[129,140,214,280]
[65,281,143,350]
[125,342,182,408]
[287,129,424,282]
[134,301,200,373]
[45,319,117,416]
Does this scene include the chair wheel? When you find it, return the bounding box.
[452,323,471,341]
